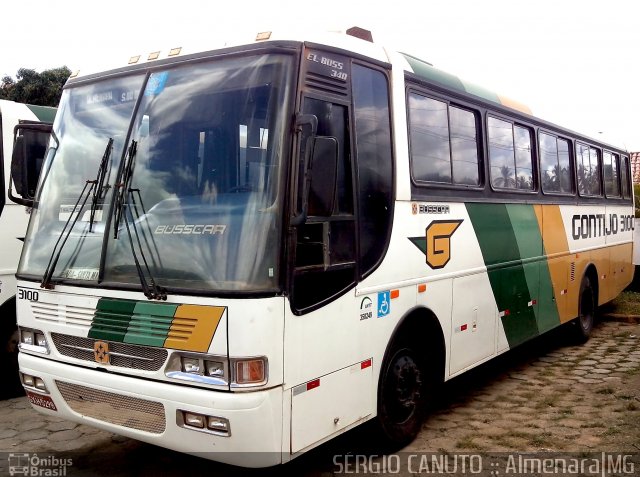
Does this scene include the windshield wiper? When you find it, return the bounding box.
[113,140,136,239]
[113,140,167,300]
[41,180,95,289]
[129,187,164,271]
[89,137,113,232]
[42,138,116,288]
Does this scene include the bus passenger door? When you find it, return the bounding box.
[287,91,364,453]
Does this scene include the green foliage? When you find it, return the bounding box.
[634,183,640,218]
[0,66,71,107]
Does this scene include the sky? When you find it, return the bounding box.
[3,0,639,151]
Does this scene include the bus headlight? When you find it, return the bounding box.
[19,328,49,354]
[177,410,231,436]
[21,373,49,393]
[181,357,202,374]
[205,360,225,377]
[166,353,268,388]
[165,352,229,387]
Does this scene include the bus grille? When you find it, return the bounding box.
[305,71,348,96]
[51,333,168,371]
[56,381,166,434]
[31,302,95,329]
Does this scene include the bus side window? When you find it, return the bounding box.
[603,151,620,197]
[352,64,393,277]
[577,142,602,197]
[487,116,534,191]
[621,155,631,199]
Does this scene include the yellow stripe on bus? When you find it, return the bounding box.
[534,206,633,322]
[164,305,225,352]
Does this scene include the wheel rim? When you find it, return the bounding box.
[383,349,422,424]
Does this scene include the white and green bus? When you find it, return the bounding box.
[14,28,633,466]
[0,99,55,399]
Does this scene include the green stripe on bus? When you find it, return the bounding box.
[466,203,538,347]
[401,53,466,93]
[123,302,178,347]
[537,261,561,333]
[26,104,56,123]
[506,204,542,328]
[89,298,137,342]
[459,80,501,105]
[505,205,561,333]
[402,53,502,106]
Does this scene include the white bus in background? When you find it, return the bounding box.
[0,99,55,399]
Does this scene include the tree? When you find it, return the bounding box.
[0,66,70,106]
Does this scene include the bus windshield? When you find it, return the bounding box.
[19,53,294,294]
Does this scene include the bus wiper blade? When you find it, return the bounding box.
[122,194,167,300]
[112,140,167,300]
[113,140,137,239]
[41,180,96,289]
[89,138,113,232]
[130,187,164,271]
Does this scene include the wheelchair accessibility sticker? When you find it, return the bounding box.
[377,291,390,318]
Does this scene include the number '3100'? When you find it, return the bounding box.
[18,288,39,302]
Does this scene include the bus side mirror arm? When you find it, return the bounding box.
[290,113,318,227]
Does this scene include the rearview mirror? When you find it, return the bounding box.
[9,123,52,207]
[307,136,338,217]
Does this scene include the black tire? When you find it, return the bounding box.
[0,324,23,400]
[572,274,596,343]
[374,339,427,449]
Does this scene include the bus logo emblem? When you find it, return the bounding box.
[409,220,463,270]
[94,341,110,364]
[425,220,462,269]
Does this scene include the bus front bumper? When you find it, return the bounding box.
[19,352,284,468]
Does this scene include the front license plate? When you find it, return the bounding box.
[26,391,58,411]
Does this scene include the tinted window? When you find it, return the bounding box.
[514,126,533,190]
[557,139,572,193]
[540,132,572,194]
[408,92,479,186]
[488,116,533,190]
[409,93,450,183]
[577,143,601,196]
[488,116,515,189]
[352,64,393,276]
[304,98,352,215]
[621,155,631,199]
[450,107,479,186]
[603,151,620,197]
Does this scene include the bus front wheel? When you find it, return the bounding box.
[375,341,427,449]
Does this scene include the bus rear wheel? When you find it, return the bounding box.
[375,341,427,449]
[572,274,596,343]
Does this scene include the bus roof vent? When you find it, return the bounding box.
[346,26,373,43]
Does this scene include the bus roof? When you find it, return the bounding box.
[400,52,532,115]
[67,27,625,152]
[70,27,530,113]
